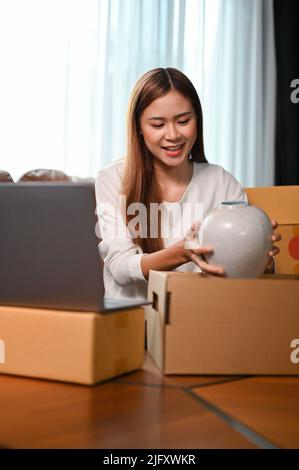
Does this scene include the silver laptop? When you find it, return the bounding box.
[0,182,149,312]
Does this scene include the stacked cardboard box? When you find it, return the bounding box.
[0,306,145,385]
[246,186,299,275]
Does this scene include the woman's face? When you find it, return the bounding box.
[139,90,197,168]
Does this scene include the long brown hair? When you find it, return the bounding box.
[122,67,208,253]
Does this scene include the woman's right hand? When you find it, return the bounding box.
[183,221,225,276]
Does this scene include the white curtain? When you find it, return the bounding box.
[202,0,276,187]
[0,0,275,186]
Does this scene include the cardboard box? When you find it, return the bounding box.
[245,186,299,275]
[0,305,144,385]
[146,271,299,375]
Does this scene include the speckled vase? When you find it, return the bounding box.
[203,201,273,278]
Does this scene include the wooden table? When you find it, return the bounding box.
[0,353,298,449]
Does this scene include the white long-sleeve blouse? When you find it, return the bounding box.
[95,159,247,300]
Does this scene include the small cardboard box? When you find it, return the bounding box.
[0,305,144,385]
[146,271,299,375]
[245,185,299,275]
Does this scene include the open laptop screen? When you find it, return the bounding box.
[0,182,104,311]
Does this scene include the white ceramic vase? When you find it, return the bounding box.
[202,201,273,278]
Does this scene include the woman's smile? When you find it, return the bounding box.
[161,142,186,157]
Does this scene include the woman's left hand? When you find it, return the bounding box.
[264,219,281,273]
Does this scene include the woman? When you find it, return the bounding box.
[95,67,280,300]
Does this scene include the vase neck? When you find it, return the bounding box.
[220,201,248,209]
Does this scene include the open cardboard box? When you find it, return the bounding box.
[0,305,145,385]
[146,271,299,375]
[147,185,299,375]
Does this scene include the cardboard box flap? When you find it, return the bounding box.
[147,270,170,318]
[245,186,299,224]
[146,271,171,371]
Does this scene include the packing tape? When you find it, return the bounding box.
[113,357,128,375]
[114,313,129,329]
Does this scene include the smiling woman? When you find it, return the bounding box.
[95,68,280,301]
